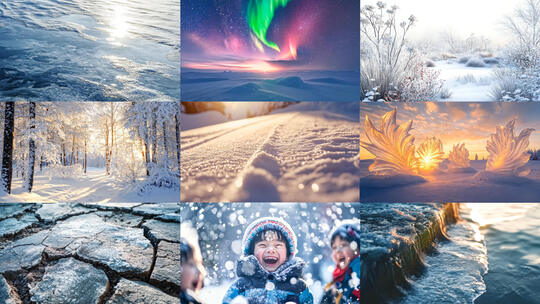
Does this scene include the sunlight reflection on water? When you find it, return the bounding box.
[464,203,537,232]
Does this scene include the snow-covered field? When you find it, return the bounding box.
[181,103,359,202]
[181,70,360,102]
[435,59,497,101]
[360,160,540,202]
[0,167,179,203]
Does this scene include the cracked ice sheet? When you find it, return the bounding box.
[181,103,359,202]
[0,213,153,275]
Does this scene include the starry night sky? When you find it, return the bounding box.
[181,0,359,72]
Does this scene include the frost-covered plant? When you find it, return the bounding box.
[360,2,417,100]
[502,0,540,54]
[499,69,540,101]
[361,86,385,102]
[416,137,444,170]
[113,153,147,183]
[397,62,444,102]
[137,165,180,195]
[493,0,540,101]
[465,58,486,67]
[486,120,535,176]
[448,143,470,169]
[360,108,419,175]
[491,45,540,101]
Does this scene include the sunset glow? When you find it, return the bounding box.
[360,103,540,160]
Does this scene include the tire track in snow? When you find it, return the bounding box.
[223,116,292,202]
[180,113,293,202]
[181,118,269,151]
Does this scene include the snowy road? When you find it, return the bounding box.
[181,108,359,202]
[0,168,179,203]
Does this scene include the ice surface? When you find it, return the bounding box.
[361,203,488,303]
[399,206,488,304]
[0,1,180,101]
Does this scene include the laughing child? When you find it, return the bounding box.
[223,217,313,304]
[320,221,360,304]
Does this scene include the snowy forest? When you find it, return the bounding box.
[0,102,180,202]
[361,0,540,101]
[180,203,360,303]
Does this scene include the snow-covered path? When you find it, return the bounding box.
[0,168,179,203]
[181,108,359,202]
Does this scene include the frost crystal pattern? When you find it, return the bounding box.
[486,120,534,176]
[448,143,470,169]
[417,137,444,170]
[361,108,418,175]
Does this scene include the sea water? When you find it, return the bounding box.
[470,203,540,303]
[0,0,179,101]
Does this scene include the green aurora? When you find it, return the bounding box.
[247,0,292,52]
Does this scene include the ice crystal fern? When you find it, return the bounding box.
[448,143,470,169]
[416,137,444,170]
[486,120,535,176]
[361,108,418,175]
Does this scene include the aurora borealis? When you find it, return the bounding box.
[247,0,292,52]
[181,0,359,73]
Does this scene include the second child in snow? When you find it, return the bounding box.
[320,221,360,304]
[223,217,314,304]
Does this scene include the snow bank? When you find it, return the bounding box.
[473,170,535,185]
[360,174,426,188]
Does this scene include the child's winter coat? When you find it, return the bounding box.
[223,255,313,304]
[320,256,360,304]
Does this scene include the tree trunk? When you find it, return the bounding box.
[175,112,180,173]
[84,139,87,174]
[151,113,157,163]
[70,135,75,166]
[105,121,110,175]
[162,121,169,170]
[1,102,15,194]
[27,102,36,192]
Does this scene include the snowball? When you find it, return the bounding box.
[349,271,360,289]
[350,241,358,251]
[265,281,275,291]
[231,240,243,255]
[230,295,248,304]
[290,277,298,285]
[225,261,235,271]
